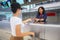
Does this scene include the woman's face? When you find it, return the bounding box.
[17,9,21,16]
[39,8,43,14]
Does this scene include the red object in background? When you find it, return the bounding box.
[47,12,56,16]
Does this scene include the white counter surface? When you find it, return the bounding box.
[29,23,60,27]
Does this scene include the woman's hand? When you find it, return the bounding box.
[30,32,35,37]
[40,18,44,21]
[32,18,39,21]
[28,32,35,37]
[23,18,32,24]
[27,18,32,22]
[34,18,39,21]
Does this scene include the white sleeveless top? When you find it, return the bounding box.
[10,16,24,36]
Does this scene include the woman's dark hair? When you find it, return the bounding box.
[38,7,45,15]
[11,3,22,13]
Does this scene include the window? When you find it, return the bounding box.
[16,0,24,4]
[28,0,31,2]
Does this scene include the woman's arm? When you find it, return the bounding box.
[15,24,34,37]
[34,18,40,21]
[22,18,32,24]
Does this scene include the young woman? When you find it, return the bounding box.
[34,7,47,24]
[10,3,34,40]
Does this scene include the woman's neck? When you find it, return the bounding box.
[40,12,43,15]
[40,13,42,15]
[13,13,18,17]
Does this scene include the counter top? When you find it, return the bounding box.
[28,23,60,27]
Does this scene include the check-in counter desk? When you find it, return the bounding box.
[0,20,60,40]
[25,23,60,40]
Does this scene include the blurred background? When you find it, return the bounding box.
[0,0,60,40]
